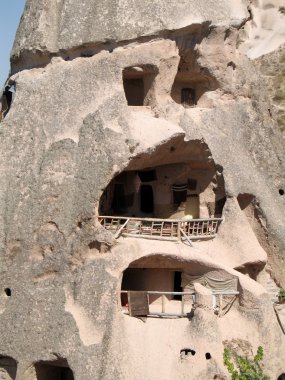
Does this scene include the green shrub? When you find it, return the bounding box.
[223,346,270,380]
[279,289,285,298]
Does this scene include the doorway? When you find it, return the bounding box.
[140,185,154,213]
[173,271,182,300]
[112,184,126,214]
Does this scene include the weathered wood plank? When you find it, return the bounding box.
[122,233,178,241]
[128,291,149,317]
[114,218,129,238]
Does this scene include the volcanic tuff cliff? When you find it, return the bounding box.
[0,0,285,379]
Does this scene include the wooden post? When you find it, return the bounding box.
[218,294,223,317]
[114,219,129,239]
[128,291,149,317]
[180,228,194,247]
[162,294,166,313]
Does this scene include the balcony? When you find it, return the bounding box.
[99,216,223,242]
[121,290,239,318]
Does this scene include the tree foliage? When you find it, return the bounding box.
[223,346,270,380]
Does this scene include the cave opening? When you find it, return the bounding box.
[120,255,238,317]
[4,288,11,297]
[120,255,193,315]
[0,356,17,380]
[99,138,225,220]
[170,41,218,108]
[123,65,157,106]
[0,83,16,120]
[34,359,74,380]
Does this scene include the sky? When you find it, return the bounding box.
[0,0,26,88]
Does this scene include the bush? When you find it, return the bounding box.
[223,346,270,380]
[279,289,285,298]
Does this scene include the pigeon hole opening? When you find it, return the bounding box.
[279,189,284,196]
[4,288,11,297]
[205,352,211,360]
[180,348,196,357]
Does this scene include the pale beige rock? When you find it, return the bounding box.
[194,283,213,309]
[0,0,284,380]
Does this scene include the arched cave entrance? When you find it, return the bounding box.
[121,254,206,316]
[0,356,17,380]
[278,374,285,380]
[120,255,238,317]
[99,137,226,220]
[33,359,74,380]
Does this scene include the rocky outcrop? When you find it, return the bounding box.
[0,0,285,379]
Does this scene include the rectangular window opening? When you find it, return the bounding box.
[181,88,196,106]
[123,77,145,106]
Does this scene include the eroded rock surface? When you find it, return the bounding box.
[0,0,285,379]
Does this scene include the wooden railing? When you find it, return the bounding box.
[121,290,239,317]
[121,290,195,317]
[99,216,222,242]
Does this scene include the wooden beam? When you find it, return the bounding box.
[100,215,223,223]
[114,218,129,238]
[180,228,194,247]
[122,233,178,242]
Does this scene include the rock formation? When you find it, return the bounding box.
[0,0,285,379]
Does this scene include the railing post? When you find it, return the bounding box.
[181,295,185,315]
[162,294,166,313]
[100,216,223,241]
[219,294,223,317]
[178,222,181,241]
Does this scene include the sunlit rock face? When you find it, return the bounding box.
[0,1,284,379]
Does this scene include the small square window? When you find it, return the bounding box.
[181,88,196,106]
